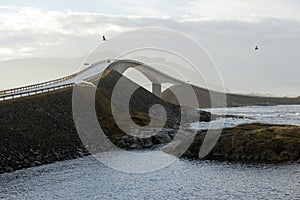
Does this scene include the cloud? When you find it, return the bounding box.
[181,0,300,22]
[0,7,132,60]
[0,4,299,95]
[0,48,14,56]
[1,2,299,60]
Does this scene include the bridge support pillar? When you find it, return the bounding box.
[152,83,161,98]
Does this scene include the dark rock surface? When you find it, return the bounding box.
[0,87,90,173]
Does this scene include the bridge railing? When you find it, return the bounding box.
[0,59,112,96]
[0,73,77,96]
[0,59,113,102]
[0,83,74,102]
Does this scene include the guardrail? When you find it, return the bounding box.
[0,73,77,96]
[0,83,74,102]
[0,59,112,95]
[0,59,113,102]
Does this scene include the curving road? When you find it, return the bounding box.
[0,58,190,102]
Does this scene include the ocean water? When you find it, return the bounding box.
[0,156,299,200]
[190,105,300,130]
[0,105,299,199]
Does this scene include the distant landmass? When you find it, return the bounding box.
[162,84,300,108]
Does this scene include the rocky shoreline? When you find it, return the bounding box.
[0,68,299,174]
[1,117,299,174]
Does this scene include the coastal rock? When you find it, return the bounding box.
[198,110,212,122]
[152,131,173,144]
[138,138,153,148]
[182,123,300,163]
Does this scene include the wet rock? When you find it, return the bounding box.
[152,131,172,144]
[198,110,212,122]
[3,166,14,173]
[35,155,42,161]
[138,138,153,148]
[129,143,142,149]
[117,140,126,148]
[34,161,41,166]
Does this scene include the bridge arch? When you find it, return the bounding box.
[107,60,169,98]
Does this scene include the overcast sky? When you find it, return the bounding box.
[0,0,299,96]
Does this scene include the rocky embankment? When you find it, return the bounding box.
[0,87,89,173]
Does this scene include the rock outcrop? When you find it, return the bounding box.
[183,123,300,163]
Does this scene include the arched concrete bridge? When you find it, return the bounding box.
[1,59,299,107]
[107,59,187,98]
[0,59,187,101]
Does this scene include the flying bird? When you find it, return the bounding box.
[254,44,259,51]
[102,35,106,41]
